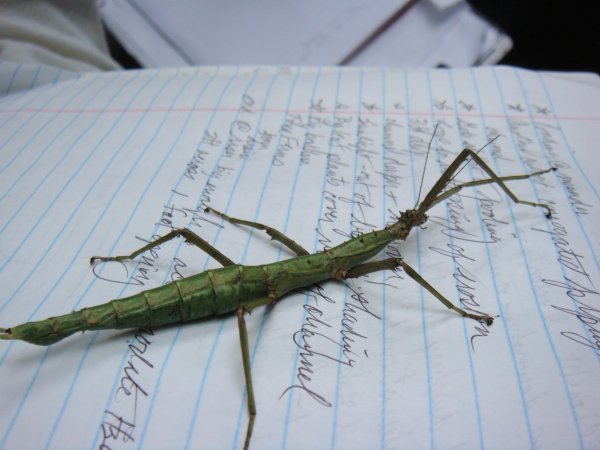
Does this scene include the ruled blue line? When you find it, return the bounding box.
[166,70,265,450]
[519,70,599,273]
[0,74,156,359]
[0,63,43,107]
[2,63,20,95]
[0,73,144,312]
[404,69,435,450]
[514,69,600,362]
[228,67,306,450]
[29,66,42,90]
[137,69,267,448]
[497,68,586,448]
[445,69,486,450]
[281,67,343,450]
[329,68,363,450]
[0,69,165,448]
[468,67,535,449]
[135,69,274,450]
[95,67,272,446]
[139,68,242,450]
[0,75,96,180]
[137,69,280,450]
[425,69,485,449]
[72,66,234,450]
[43,69,204,450]
[0,65,45,114]
[56,66,235,450]
[224,69,296,449]
[3,67,592,450]
[535,72,600,204]
[455,65,592,450]
[0,347,50,449]
[379,68,387,450]
[85,67,242,450]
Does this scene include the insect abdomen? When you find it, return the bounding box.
[80,271,219,330]
[1,265,271,346]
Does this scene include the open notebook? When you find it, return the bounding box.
[0,64,598,449]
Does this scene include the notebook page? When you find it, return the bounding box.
[0,65,598,450]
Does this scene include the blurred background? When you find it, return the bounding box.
[468,0,597,72]
[101,0,598,73]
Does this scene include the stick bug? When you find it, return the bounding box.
[1,148,555,449]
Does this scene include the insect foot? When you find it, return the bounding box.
[543,168,559,219]
[90,256,121,265]
[464,313,494,326]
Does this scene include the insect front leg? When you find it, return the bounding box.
[341,258,494,324]
[419,148,555,218]
[90,228,235,267]
[205,206,309,256]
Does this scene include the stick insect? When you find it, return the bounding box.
[1,147,555,449]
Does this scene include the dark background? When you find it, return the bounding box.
[467,0,598,72]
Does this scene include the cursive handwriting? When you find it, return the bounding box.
[545,277,600,353]
[532,200,599,353]
[98,327,154,450]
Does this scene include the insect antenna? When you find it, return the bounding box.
[414,122,439,208]
[446,135,500,186]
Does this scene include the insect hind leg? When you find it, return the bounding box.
[90,228,235,268]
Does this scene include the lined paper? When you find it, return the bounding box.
[0,63,598,450]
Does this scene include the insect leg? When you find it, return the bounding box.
[205,206,309,256]
[90,228,235,267]
[340,258,401,279]
[398,259,494,324]
[237,307,256,450]
[420,149,555,218]
[342,258,494,324]
[430,167,556,214]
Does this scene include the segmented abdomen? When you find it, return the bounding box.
[4,264,269,346]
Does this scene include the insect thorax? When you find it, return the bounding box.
[387,209,427,240]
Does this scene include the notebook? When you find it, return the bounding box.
[0,63,598,449]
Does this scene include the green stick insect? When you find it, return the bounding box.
[1,148,555,450]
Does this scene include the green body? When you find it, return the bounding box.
[3,151,554,348]
[4,227,396,346]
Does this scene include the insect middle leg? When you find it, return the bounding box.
[341,258,494,324]
[230,293,279,450]
[237,306,256,450]
[205,206,309,256]
[90,228,235,267]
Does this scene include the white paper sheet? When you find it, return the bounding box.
[345,0,512,67]
[100,0,406,66]
[99,0,511,68]
[0,64,598,450]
